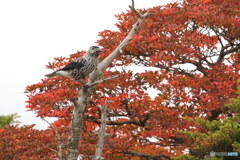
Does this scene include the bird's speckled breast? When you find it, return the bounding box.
[70,57,99,80]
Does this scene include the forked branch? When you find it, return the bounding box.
[97,0,149,71]
[129,0,144,18]
[67,0,150,159]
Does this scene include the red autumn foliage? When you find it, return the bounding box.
[0,125,57,159]
[1,0,239,159]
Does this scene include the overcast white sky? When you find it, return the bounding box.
[0,0,171,130]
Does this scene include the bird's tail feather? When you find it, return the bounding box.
[44,71,57,78]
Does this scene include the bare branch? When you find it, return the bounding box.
[67,0,150,159]
[42,118,63,160]
[129,0,143,18]
[85,116,148,127]
[97,1,149,72]
[217,44,240,63]
[212,28,224,48]
[154,63,197,78]
[93,101,109,160]
[86,75,120,88]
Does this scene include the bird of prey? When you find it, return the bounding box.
[45,46,103,83]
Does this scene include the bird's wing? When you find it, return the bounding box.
[60,59,86,71]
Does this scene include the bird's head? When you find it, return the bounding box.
[87,46,103,57]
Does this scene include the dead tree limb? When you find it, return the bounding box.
[66,0,149,159]
[42,118,64,160]
[92,101,110,160]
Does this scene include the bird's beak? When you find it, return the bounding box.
[97,48,103,52]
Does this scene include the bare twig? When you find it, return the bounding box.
[97,1,149,72]
[129,0,143,18]
[86,116,147,127]
[86,75,120,88]
[42,118,63,160]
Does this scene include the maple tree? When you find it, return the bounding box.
[1,0,239,159]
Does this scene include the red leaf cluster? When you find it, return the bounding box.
[0,125,57,159]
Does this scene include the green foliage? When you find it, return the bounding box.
[181,118,240,153]
[232,141,240,153]
[204,157,223,160]
[171,154,201,160]
[172,154,223,160]
[0,113,21,128]
[175,81,240,159]
[226,80,240,113]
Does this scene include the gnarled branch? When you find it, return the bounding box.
[66,0,150,159]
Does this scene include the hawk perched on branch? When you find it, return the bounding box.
[45,46,102,83]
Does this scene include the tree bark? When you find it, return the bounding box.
[66,0,149,159]
[92,101,109,160]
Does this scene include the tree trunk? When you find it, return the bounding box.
[66,0,149,159]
